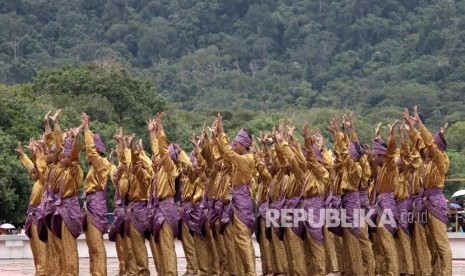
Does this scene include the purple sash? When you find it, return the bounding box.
[189,202,207,237]
[179,201,193,228]
[152,197,180,240]
[254,202,268,240]
[303,195,325,243]
[341,191,361,237]
[283,174,309,238]
[126,201,148,237]
[325,192,343,237]
[424,188,448,225]
[52,196,83,239]
[82,191,108,235]
[41,167,59,235]
[230,184,254,231]
[359,188,371,211]
[109,188,127,242]
[25,203,47,242]
[268,179,286,239]
[396,198,413,235]
[373,192,397,236]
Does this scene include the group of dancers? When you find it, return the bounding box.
[17,106,452,275]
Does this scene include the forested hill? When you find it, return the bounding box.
[1,0,465,223]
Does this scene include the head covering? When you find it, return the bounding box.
[46,144,57,154]
[234,128,252,148]
[93,134,106,154]
[312,146,322,162]
[348,141,364,161]
[396,157,403,168]
[433,132,447,152]
[189,151,198,168]
[372,137,387,155]
[62,139,73,158]
[168,143,179,161]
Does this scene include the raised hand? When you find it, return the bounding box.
[388,120,398,139]
[109,148,116,164]
[16,142,24,156]
[190,132,198,148]
[302,122,310,138]
[50,109,62,123]
[413,106,422,125]
[374,122,382,138]
[398,123,405,142]
[440,122,449,134]
[72,124,84,138]
[44,111,51,124]
[128,134,136,149]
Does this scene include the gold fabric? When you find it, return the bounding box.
[376,226,399,276]
[426,213,452,276]
[83,130,111,193]
[359,155,372,190]
[342,228,364,276]
[323,227,340,273]
[180,222,198,274]
[156,131,179,199]
[154,222,178,276]
[217,133,255,188]
[128,224,149,276]
[411,222,432,275]
[371,231,385,275]
[85,217,107,276]
[418,126,449,189]
[232,214,256,275]
[223,222,244,275]
[375,137,398,194]
[305,231,326,276]
[115,234,131,276]
[127,149,151,201]
[204,222,220,275]
[149,235,163,275]
[396,228,414,275]
[269,225,287,274]
[51,142,83,200]
[283,228,305,275]
[334,133,362,193]
[334,235,345,273]
[21,153,46,206]
[61,222,79,276]
[214,224,227,275]
[29,224,47,276]
[193,233,209,276]
[359,221,375,276]
[46,229,62,276]
[257,219,273,275]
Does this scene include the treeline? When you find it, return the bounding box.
[1,0,465,223]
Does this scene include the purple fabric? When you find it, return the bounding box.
[125,201,149,237]
[230,184,255,230]
[373,192,397,235]
[25,203,47,242]
[424,188,448,225]
[82,191,108,235]
[188,202,207,237]
[412,189,427,225]
[359,189,371,211]
[234,129,252,148]
[219,201,234,234]
[51,196,83,239]
[62,139,73,157]
[433,132,447,152]
[312,146,322,162]
[109,205,127,242]
[325,192,343,237]
[152,197,180,239]
[396,198,413,236]
[342,191,361,238]
[93,134,106,154]
[168,144,180,161]
[372,137,387,155]
[178,201,193,228]
[284,196,305,238]
[302,195,325,243]
[254,202,268,239]
[189,152,198,168]
[348,141,364,161]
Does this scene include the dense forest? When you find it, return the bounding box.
[1,0,465,224]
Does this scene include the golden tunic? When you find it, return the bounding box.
[216,132,254,188]
[334,133,362,194]
[21,153,46,206]
[127,148,150,202]
[419,126,449,189]
[83,130,112,194]
[156,130,179,199]
[374,137,398,194]
[52,142,83,199]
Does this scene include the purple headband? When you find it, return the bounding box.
[189,151,198,168]
[312,146,322,162]
[168,144,180,161]
[234,128,252,148]
[62,139,73,157]
[372,137,387,155]
[348,141,364,161]
[93,134,106,154]
[433,132,446,152]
